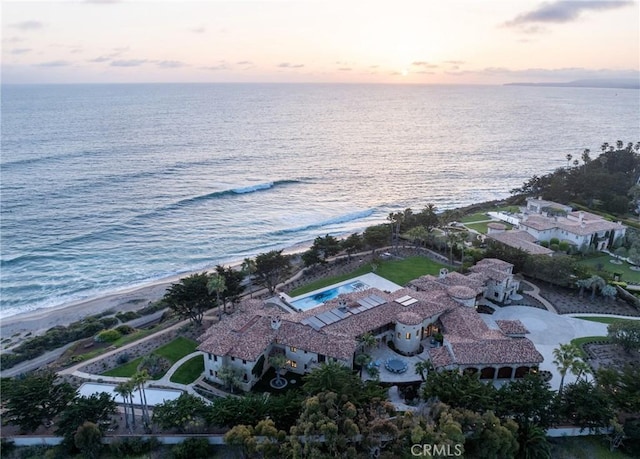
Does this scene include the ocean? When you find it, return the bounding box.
[1,83,639,319]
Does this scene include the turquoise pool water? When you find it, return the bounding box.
[290,280,369,311]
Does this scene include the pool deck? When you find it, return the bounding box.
[283,273,403,312]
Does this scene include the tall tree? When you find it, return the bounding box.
[207,272,226,321]
[163,272,212,325]
[552,342,585,394]
[560,380,614,433]
[3,370,76,433]
[56,393,116,445]
[253,250,291,294]
[114,381,134,432]
[269,354,287,387]
[342,232,364,260]
[422,370,497,413]
[215,265,246,310]
[132,370,151,428]
[152,393,209,433]
[363,224,390,254]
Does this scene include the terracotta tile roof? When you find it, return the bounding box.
[495,320,529,335]
[430,346,455,367]
[198,259,543,370]
[488,230,554,255]
[447,285,477,299]
[521,214,624,236]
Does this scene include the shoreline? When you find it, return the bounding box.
[0,241,315,343]
[0,198,508,344]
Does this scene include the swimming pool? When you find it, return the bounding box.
[290,280,370,311]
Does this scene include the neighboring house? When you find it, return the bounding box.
[198,258,542,391]
[488,198,627,254]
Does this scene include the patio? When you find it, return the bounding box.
[361,341,432,383]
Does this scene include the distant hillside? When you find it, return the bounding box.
[505,78,639,90]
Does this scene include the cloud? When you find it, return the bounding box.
[3,37,26,44]
[36,60,71,67]
[190,26,206,34]
[201,65,228,71]
[155,60,186,69]
[444,60,465,65]
[277,62,304,68]
[338,67,352,71]
[90,56,111,63]
[10,48,32,55]
[369,65,380,69]
[236,60,253,65]
[110,59,147,67]
[411,61,438,69]
[9,20,45,31]
[505,1,633,27]
[84,0,122,3]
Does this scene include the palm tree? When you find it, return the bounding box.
[565,153,572,168]
[114,382,133,433]
[572,158,579,167]
[269,355,287,387]
[586,275,606,300]
[576,278,591,297]
[218,365,242,393]
[207,273,226,321]
[132,370,151,428]
[601,284,617,301]
[616,140,624,150]
[354,353,371,378]
[553,343,582,394]
[601,142,609,154]
[241,258,256,297]
[358,332,377,352]
[414,360,432,381]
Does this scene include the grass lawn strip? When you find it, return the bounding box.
[574,316,639,325]
[289,256,449,297]
[170,354,204,384]
[102,356,143,377]
[570,335,610,358]
[576,255,640,284]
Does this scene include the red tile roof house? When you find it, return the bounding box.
[486,198,627,255]
[198,258,543,391]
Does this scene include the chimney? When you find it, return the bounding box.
[439,268,449,279]
[579,211,584,223]
[270,317,281,330]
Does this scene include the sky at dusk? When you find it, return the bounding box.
[2,0,639,84]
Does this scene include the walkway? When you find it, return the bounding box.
[519,280,558,314]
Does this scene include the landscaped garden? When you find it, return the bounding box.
[288,255,449,297]
[102,336,198,379]
[577,254,640,284]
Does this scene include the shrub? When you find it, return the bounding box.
[110,437,161,456]
[116,311,140,322]
[550,237,560,245]
[94,329,122,343]
[98,317,118,329]
[115,325,134,335]
[171,438,211,459]
[558,241,569,252]
[540,240,550,248]
[116,352,131,365]
[550,243,560,251]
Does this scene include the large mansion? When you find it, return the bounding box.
[198,258,543,391]
[488,198,627,255]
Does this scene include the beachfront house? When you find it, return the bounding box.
[198,258,542,391]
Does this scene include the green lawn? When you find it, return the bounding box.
[575,316,639,325]
[102,356,143,377]
[170,354,204,385]
[570,335,610,357]
[289,256,449,297]
[101,337,198,378]
[464,221,513,234]
[154,336,198,365]
[577,255,640,284]
[460,211,491,223]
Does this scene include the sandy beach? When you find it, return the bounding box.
[0,279,175,343]
[0,245,309,346]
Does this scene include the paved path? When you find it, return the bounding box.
[520,280,558,314]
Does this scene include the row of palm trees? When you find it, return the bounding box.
[114,370,151,433]
[576,275,617,301]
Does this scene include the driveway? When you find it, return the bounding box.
[481,306,609,391]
